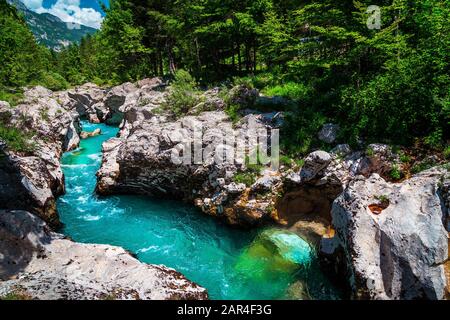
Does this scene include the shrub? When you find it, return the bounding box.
[390,165,403,181]
[282,106,326,156]
[0,123,36,153]
[233,172,256,187]
[443,146,450,159]
[34,71,69,91]
[411,161,434,174]
[0,89,23,106]
[399,152,412,163]
[263,82,309,101]
[164,69,202,117]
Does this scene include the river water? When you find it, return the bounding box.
[56,121,339,300]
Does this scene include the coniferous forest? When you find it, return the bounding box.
[1,0,449,154]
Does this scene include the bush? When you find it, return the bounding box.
[0,123,36,153]
[339,54,448,146]
[35,71,69,91]
[390,165,403,181]
[233,172,256,187]
[282,106,327,156]
[0,89,23,106]
[263,82,309,101]
[164,69,202,117]
[443,146,450,160]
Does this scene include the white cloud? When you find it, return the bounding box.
[27,0,104,29]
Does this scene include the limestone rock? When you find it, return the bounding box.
[96,108,279,227]
[0,87,81,226]
[252,175,281,193]
[320,168,449,300]
[80,128,102,139]
[288,151,332,184]
[0,210,208,300]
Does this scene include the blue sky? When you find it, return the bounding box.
[21,0,110,29]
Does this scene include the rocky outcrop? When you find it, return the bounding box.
[104,78,166,125]
[96,106,282,227]
[320,168,449,300]
[63,83,107,123]
[0,210,208,300]
[0,87,81,227]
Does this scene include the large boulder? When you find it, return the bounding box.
[320,168,449,300]
[66,83,106,123]
[285,151,332,185]
[0,210,208,300]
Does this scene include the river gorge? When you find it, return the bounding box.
[0,82,447,300]
[57,121,339,300]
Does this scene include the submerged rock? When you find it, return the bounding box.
[0,210,208,300]
[235,229,313,282]
[320,168,449,300]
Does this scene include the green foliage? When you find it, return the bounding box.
[0,0,47,88]
[0,89,23,106]
[282,106,326,156]
[225,104,242,124]
[164,69,202,117]
[34,71,69,91]
[233,172,256,187]
[0,122,36,153]
[263,82,309,101]
[411,160,435,175]
[0,291,32,300]
[399,152,412,164]
[389,165,403,181]
[280,155,305,168]
[444,146,450,160]
[375,195,390,204]
[1,0,449,156]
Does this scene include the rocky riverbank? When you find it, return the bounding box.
[90,79,449,299]
[0,79,448,300]
[0,210,207,300]
[0,83,208,300]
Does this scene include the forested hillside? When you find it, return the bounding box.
[1,0,449,154]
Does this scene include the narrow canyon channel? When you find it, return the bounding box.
[56,121,340,300]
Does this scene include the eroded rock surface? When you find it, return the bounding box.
[97,105,282,227]
[0,210,208,300]
[0,86,81,226]
[320,168,449,300]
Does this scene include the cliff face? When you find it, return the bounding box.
[321,168,449,300]
[0,86,80,227]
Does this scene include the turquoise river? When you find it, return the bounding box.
[57,121,339,300]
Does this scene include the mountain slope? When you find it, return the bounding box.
[6,0,96,51]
